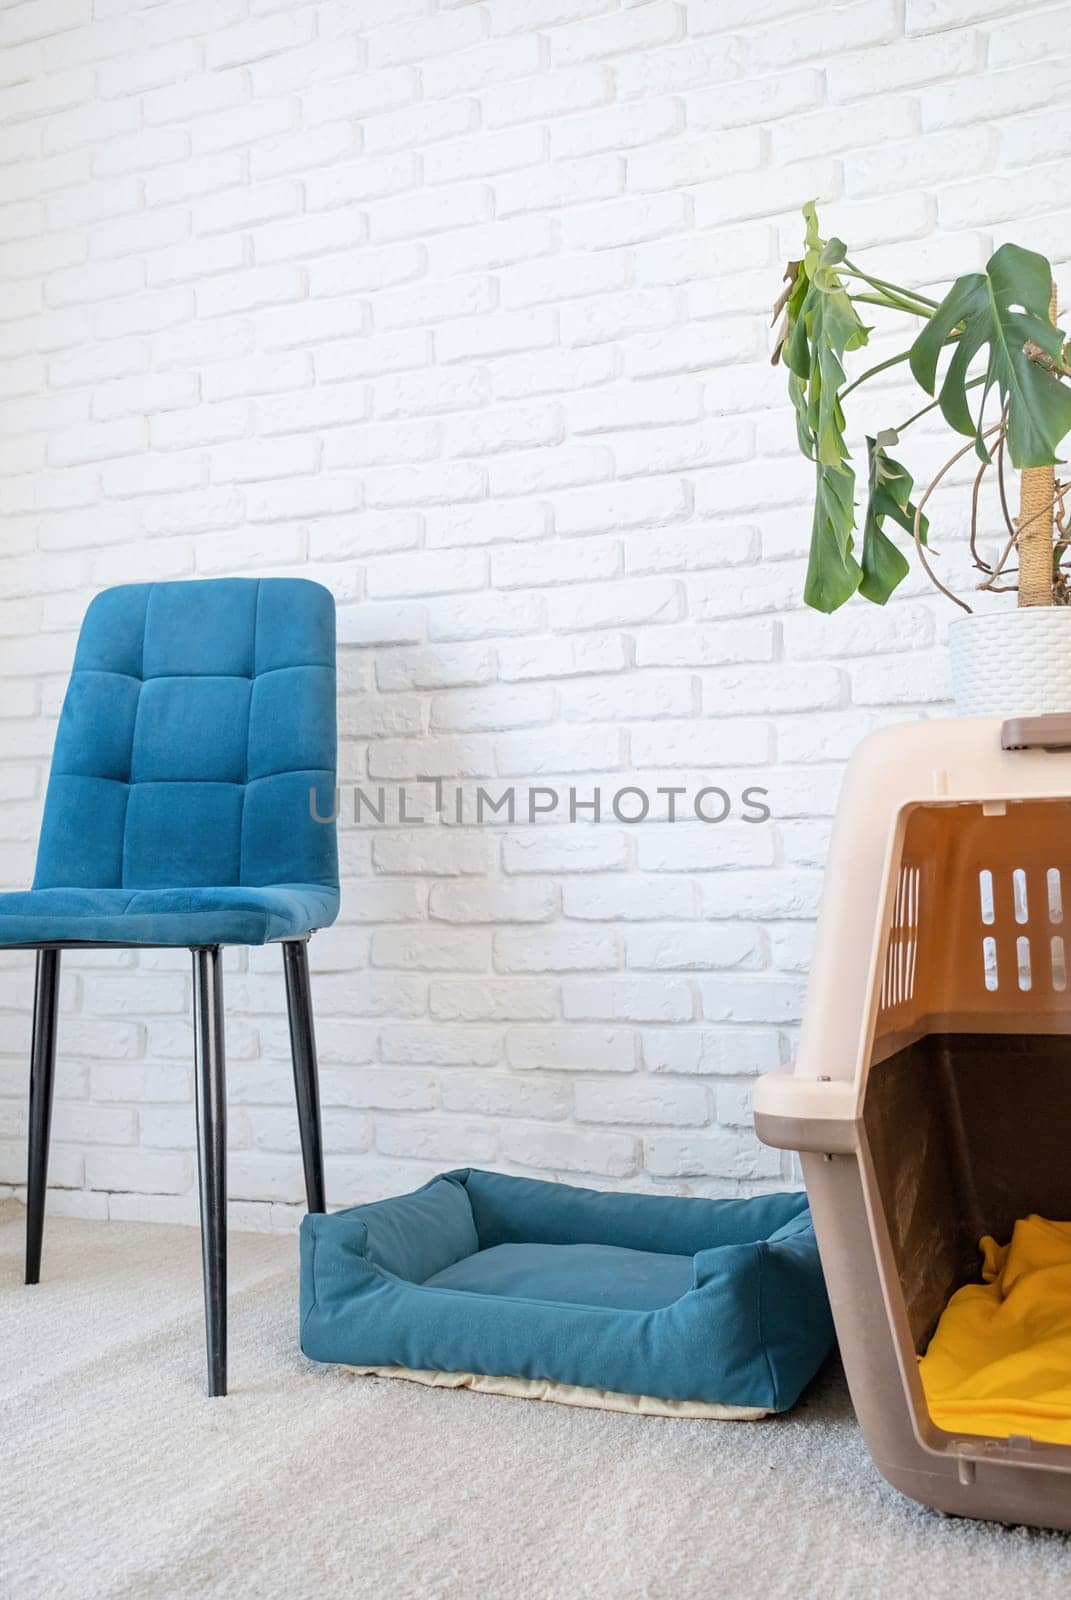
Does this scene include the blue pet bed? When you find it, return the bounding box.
[300,1169,833,1415]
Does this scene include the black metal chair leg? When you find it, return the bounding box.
[25,948,61,1285]
[192,945,227,1398]
[282,938,326,1214]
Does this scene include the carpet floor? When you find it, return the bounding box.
[2,1199,1070,1600]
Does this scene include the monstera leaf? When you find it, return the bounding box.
[858,433,928,605]
[909,242,1071,467]
[782,204,870,612]
[780,202,870,469]
[803,461,859,613]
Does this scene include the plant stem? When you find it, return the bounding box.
[892,374,986,436]
[839,348,913,400]
[842,261,940,312]
[912,421,1008,613]
[853,290,937,318]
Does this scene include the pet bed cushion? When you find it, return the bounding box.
[300,1169,833,1413]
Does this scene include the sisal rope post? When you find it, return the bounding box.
[1017,282,1059,607]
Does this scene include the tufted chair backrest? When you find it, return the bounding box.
[33,578,338,894]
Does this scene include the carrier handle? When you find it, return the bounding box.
[1001,714,1071,752]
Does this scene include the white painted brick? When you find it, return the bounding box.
[637,821,775,873]
[635,621,774,668]
[423,502,546,549]
[440,1071,570,1122]
[500,1123,639,1178]
[547,575,682,630]
[642,1027,782,1076]
[494,927,617,972]
[506,1025,636,1073]
[849,650,952,705]
[308,241,425,303]
[630,719,770,767]
[364,99,475,156]
[250,123,356,183]
[1000,106,1071,171]
[197,264,302,320]
[988,10,1070,67]
[575,1078,709,1126]
[372,927,491,972]
[703,664,844,715]
[693,157,839,227]
[424,35,543,99]
[500,828,629,874]
[645,1131,782,1181]
[442,404,561,459]
[481,63,612,128]
[492,538,618,590]
[85,1149,191,1195]
[146,235,245,287]
[845,126,993,198]
[563,876,696,923]
[500,251,628,312]
[435,308,557,363]
[193,181,301,236]
[564,193,690,251]
[374,831,489,879]
[429,684,554,732]
[700,975,807,1024]
[367,548,486,600]
[827,29,980,99]
[906,0,1016,31]
[304,156,417,214]
[560,671,693,722]
[209,435,319,484]
[368,732,494,779]
[192,98,296,158]
[636,228,774,287]
[772,97,918,165]
[377,644,493,692]
[563,977,693,1023]
[206,13,314,72]
[626,925,763,972]
[252,210,369,267]
[497,154,623,217]
[563,287,679,350]
[629,130,761,193]
[615,36,743,99]
[686,68,822,130]
[551,97,681,159]
[495,725,623,775]
[48,415,145,466]
[143,66,244,126]
[316,330,428,383]
[497,633,626,681]
[430,881,557,925]
[97,42,199,99]
[430,978,559,1022]
[760,0,901,65]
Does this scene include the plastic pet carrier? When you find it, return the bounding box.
[755,713,1071,1530]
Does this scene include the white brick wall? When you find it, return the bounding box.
[0,0,1068,1229]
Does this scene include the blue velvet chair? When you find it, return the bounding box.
[0,578,339,1396]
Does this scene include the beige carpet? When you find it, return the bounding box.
[2,1200,1071,1600]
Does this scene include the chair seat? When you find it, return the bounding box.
[0,883,340,948]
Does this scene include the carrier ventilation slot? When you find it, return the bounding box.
[976,867,1068,994]
[881,863,919,1012]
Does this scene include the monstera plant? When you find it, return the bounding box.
[774,205,1071,621]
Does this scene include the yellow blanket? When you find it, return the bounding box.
[919,1215,1071,1445]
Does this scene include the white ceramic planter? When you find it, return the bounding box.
[949,609,1071,716]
